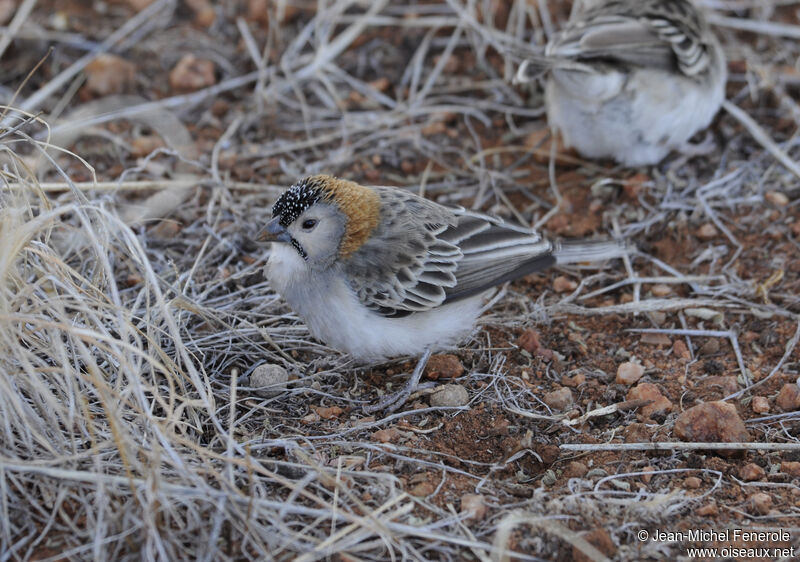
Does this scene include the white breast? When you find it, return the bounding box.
[266,244,485,361]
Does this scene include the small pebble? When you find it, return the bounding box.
[543,387,574,411]
[684,476,702,489]
[776,384,800,411]
[250,364,288,397]
[749,492,772,515]
[751,396,769,414]
[781,461,800,477]
[564,461,588,478]
[651,284,672,297]
[553,275,577,293]
[460,494,488,522]
[699,338,720,355]
[740,463,765,482]
[616,362,644,385]
[429,384,469,407]
[541,469,557,486]
[424,354,464,380]
[696,223,718,240]
[673,401,750,454]
[627,383,673,420]
[696,501,718,516]
[765,190,789,206]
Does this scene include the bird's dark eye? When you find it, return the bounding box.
[301,219,318,230]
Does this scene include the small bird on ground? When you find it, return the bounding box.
[515,0,727,166]
[260,175,627,413]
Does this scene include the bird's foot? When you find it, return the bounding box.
[362,348,433,415]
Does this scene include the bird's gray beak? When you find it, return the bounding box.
[257,217,291,243]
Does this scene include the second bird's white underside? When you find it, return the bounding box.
[546,63,725,166]
[266,244,486,361]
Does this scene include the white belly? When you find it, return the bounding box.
[266,244,485,361]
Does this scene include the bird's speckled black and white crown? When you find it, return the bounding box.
[272,176,328,227]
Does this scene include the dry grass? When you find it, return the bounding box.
[1,0,799,560]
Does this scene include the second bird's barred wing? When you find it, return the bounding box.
[543,0,712,77]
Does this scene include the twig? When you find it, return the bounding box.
[722,99,800,181]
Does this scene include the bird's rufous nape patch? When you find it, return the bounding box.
[310,175,380,258]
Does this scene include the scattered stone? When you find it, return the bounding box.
[626,383,672,420]
[684,476,702,489]
[740,463,766,482]
[696,501,718,516]
[573,528,616,562]
[749,492,772,515]
[651,284,672,297]
[429,384,469,407]
[673,401,750,451]
[130,135,165,157]
[409,481,435,497]
[169,54,216,92]
[517,328,554,360]
[553,275,577,293]
[672,340,690,360]
[623,173,649,199]
[372,428,401,443]
[616,362,644,385]
[624,422,651,443]
[705,375,739,396]
[250,364,288,397]
[765,190,789,206]
[780,461,800,477]
[564,461,588,478]
[424,354,464,380]
[776,383,800,411]
[369,77,390,92]
[0,0,15,25]
[535,444,560,465]
[641,466,655,483]
[640,332,671,346]
[696,223,718,240]
[127,0,155,11]
[185,0,216,26]
[751,396,770,414]
[561,373,586,387]
[460,494,488,522]
[699,338,720,355]
[586,468,608,479]
[541,469,557,486]
[543,387,574,411]
[246,0,270,27]
[84,54,135,97]
[312,406,343,420]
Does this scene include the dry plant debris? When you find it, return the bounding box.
[0,0,799,560]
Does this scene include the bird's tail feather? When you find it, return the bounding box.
[553,239,629,265]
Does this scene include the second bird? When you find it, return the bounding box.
[516,0,727,166]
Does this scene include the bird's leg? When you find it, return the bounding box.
[679,131,717,158]
[363,348,433,415]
